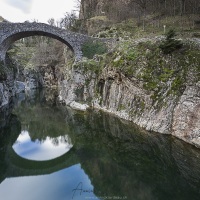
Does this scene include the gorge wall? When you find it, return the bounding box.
[58,38,200,148]
[0,58,16,108]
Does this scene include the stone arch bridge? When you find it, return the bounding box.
[0,22,100,62]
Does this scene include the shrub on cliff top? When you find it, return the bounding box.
[159,29,183,54]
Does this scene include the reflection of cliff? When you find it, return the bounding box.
[67,110,200,200]
[0,114,21,184]
[172,139,200,189]
[12,89,76,143]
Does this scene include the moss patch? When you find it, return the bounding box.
[97,39,200,108]
[81,40,107,59]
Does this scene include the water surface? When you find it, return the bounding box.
[13,130,73,161]
[0,89,200,200]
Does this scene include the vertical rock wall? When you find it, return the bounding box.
[58,63,200,147]
[0,59,15,108]
[172,83,200,147]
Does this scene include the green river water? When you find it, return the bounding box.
[0,89,200,200]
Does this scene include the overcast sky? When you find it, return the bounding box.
[0,0,78,23]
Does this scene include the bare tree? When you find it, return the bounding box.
[60,11,78,30]
[74,0,81,11]
[47,18,55,26]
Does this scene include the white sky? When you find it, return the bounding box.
[0,0,78,23]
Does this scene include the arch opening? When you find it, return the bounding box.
[5,34,74,90]
[3,30,75,58]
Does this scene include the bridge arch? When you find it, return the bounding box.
[2,30,75,54]
[0,22,90,62]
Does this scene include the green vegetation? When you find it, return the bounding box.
[7,44,35,69]
[159,29,183,54]
[141,42,198,105]
[74,58,103,75]
[118,104,126,111]
[81,40,107,59]
[83,38,200,108]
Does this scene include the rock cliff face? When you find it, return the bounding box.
[172,84,200,145]
[0,60,62,109]
[59,67,174,133]
[22,65,61,90]
[79,0,106,19]
[0,59,16,108]
[79,0,130,35]
[58,38,200,147]
[79,0,131,20]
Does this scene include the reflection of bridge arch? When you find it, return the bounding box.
[0,22,90,61]
[5,145,79,178]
